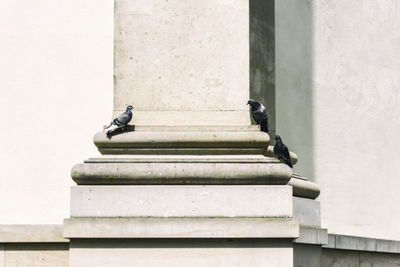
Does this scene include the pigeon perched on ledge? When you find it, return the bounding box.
[273,135,293,168]
[247,99,268,133]
[103,105,133,135]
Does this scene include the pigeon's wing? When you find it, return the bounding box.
[259,108,268,132]
[116,112,132,125]
[281,145,292,168]
[260,118,268,133]
[251,110,263,124]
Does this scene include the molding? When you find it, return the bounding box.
[0,225,68,243]
[94,130,270,155]
[71,161,292,185]
[323,234,400,254]
[289,175,321,199]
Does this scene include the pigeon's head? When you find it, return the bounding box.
[126,105,134,111]
[274,135,282,142]
[247,99,259,108]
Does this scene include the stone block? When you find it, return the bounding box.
[294,244,322,267]
[70,239,293,267]
[293,196,321,226]
[295,226,328,245]
[70,185,292,217]
[64,217,299,239]
[359,251,400,266]
[0,225,67,243]
[334,235,376,252]
[114,0,250,126]
[0,245,4,266]
[4,243,69,267]
[376,239,400,254]
[321,248,360,267]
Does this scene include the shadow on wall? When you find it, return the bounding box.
[250,0,276,137]
[250,0,314,181]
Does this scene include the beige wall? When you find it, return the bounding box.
[276,0,400,240]
[0,0,113,223]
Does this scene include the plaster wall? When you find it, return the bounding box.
[0,0,113,223]
[276,0,400,240]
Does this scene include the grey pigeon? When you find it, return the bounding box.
[104,105,133,135]
[273,135,292,168]
[247,99,268,133]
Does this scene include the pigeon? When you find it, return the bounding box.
[273,135,293,168]
[247,99,268,133]
[104,105,133,135]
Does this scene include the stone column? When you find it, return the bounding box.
[64,1,321,266]
[114,0,250,126]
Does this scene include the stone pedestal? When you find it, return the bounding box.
[64,1,321,266]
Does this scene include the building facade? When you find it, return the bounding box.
[1,0,400,266]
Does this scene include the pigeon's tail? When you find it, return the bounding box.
[260,119,269,133]
[104,123,119,134]
[284,158,293,168]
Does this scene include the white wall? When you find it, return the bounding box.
[0,0,113,224]
[277,0,400,240]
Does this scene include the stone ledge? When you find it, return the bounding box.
[64,217,299,239]
[71,161,292,185]
[323,234,400,254]
[289,175,320,199]
[0,225,68,243]
[94,130,270,155]
[294,226,328,245]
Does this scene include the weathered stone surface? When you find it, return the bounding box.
[71,160,292,185]
[0,225,67,243]
[0,245,4,267]
[294,244,322,267]
[322,248,400,267]
[359,251,400,266]
[332,235,377,252]
[321,248,360,267]
[114,0,250,126]
[94,130,269,155]
[323,234,400,254]
[70,239,293,267]
[293,196,321,226]
[289,174,320,199]
[70,185,292,217]
[64,217,299,239]
[295,226,328,245]
[376,239,400,254]
[4,243,69,267]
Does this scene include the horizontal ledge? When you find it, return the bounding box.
[98,148,266,155]
[64,217,299,239]
[294,226,328,245]
[71,162,292,185]
[94,131,269,150]
[0,225,68,243]
[85,155,280,163]
[289,175,321,199]
[323,234,400,254]
[122,125,261,132]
